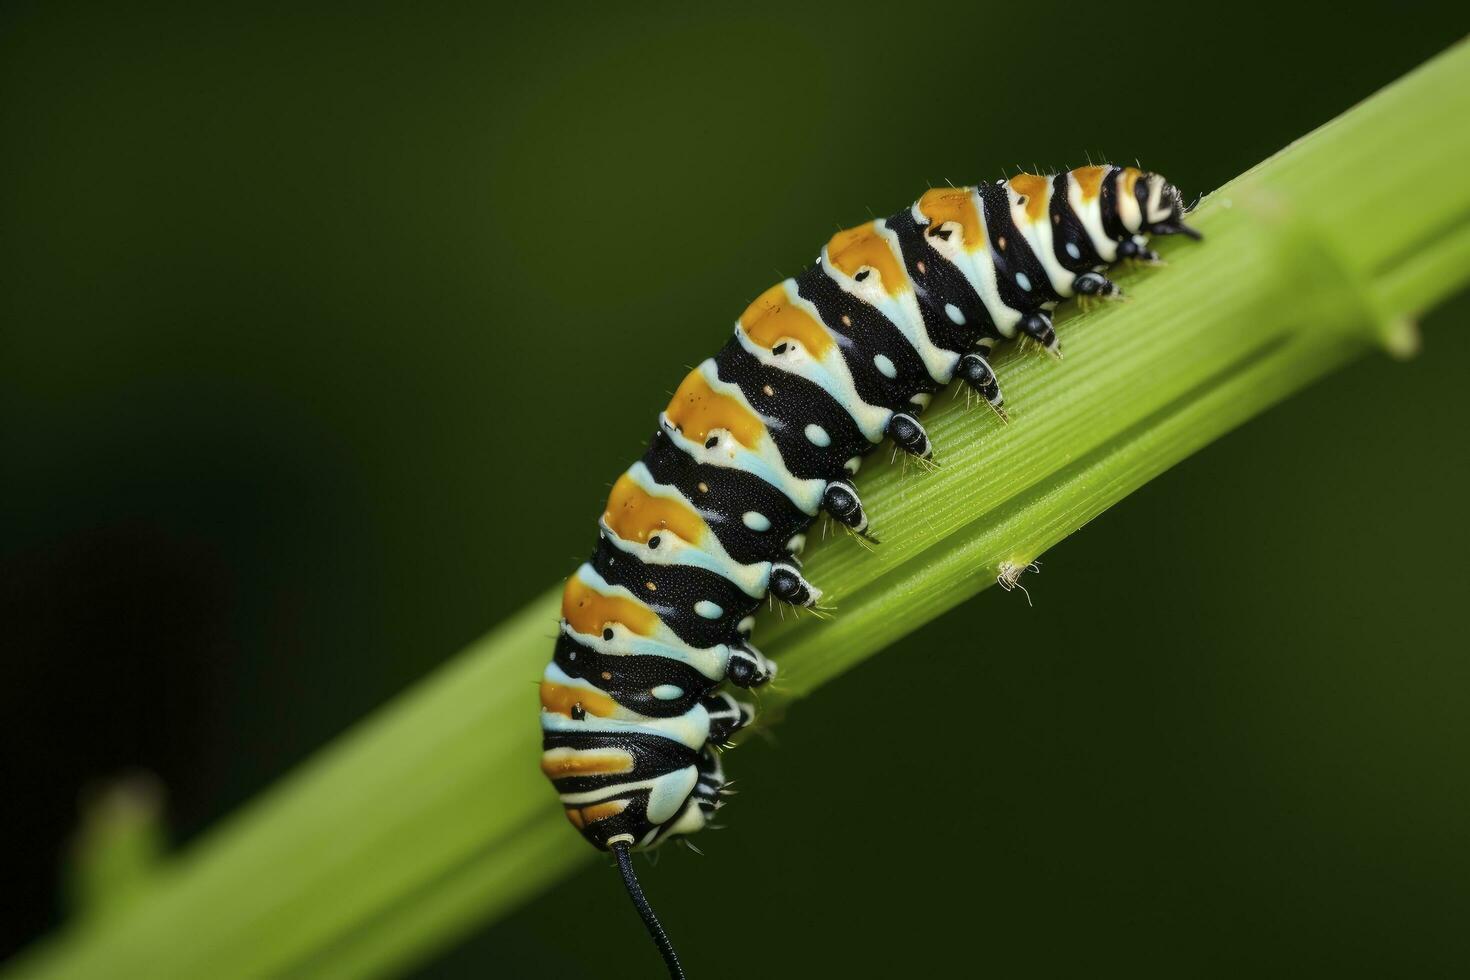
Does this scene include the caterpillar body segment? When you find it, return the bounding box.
[538,162,1199,975]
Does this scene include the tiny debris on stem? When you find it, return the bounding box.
[997,559,1042,607]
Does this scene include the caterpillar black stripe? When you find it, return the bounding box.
[539,165,1200,977]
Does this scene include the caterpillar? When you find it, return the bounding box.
[539,164,1200,977]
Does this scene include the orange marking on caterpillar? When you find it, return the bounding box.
[826,222,909,294]
[1072,165,1109,201]
[561,575,657,637]
[541,748,635,778]
[665,369,766,449]
[540,680,620,718]
[577,799,629,824]
[917,187,984,250]
[1119,166,1143,200]
[1008,173,1051,222]
[738,283,834,356]
[603,474,706,546]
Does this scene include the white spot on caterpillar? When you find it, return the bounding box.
[945,303,966,325]
[737,615,755,635]
[910,392,931,409]
[786,533,806,554]
[1016,272,1032,291]
[844,456,861,475]
[694,600,724,620]
[1066,242,1082,260]
[804,423,831,447]
[742,511,771,532]
[652,684,684,700]
[873,353,897,378]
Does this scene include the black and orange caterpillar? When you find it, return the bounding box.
[539,165,1200,977]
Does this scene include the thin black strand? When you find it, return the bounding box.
[613,842,686,979]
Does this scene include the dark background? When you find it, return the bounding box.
[3,3,1467,977]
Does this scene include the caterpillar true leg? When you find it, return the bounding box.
[822,479,870,535]
[955,352,1004,409]
[886,412,932,459]
[1017,311,1060,354]
[1151,220,1203,241]
[702,691,753,742]
[726,642,775,688]
[1117,237,1162,264]
[768,562,821,607]
[1072,271,1121,299]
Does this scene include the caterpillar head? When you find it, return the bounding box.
[1141,173,1202,240]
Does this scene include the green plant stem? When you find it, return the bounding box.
[8,39,1469,980]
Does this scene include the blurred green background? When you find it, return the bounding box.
[2,3,1467,977]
